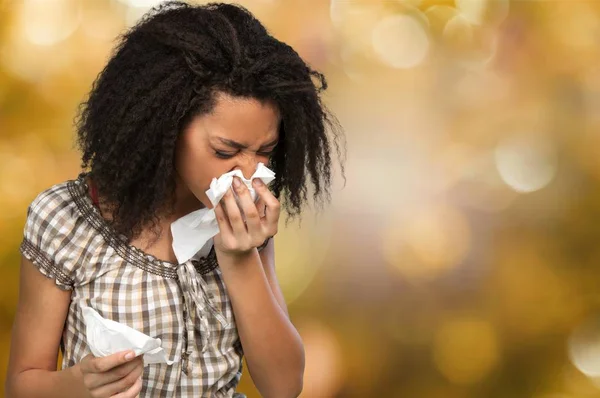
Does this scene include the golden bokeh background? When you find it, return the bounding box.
[2,0,600,397]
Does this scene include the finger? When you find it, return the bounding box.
[103,364,143,397]
[233,177,262,235]
[252,179,280,226]
[255,197,267,220]
[89,356,142,390]
[94,360,143,397]
[86,351,136,374]
[82,351,137,388]
[214,201,233,237]
[110,373,143,398]
[221,186,246,236]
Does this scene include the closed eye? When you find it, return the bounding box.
[213,147,275,159]
[214,150,236,159]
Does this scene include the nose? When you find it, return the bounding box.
[233,155,259,180]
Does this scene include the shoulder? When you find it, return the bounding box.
[27,179,76,220]
[21,174,91,256]
[21,176,86,290]
[24,178,81,238]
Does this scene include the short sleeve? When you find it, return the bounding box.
[20,186,75,290]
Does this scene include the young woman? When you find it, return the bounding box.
[5,2,343,397]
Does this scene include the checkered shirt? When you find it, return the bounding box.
[19,174,249,397]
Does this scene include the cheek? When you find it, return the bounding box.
[176,139,209,188]
[175,140,232,202]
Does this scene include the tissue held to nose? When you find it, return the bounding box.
[205,162,275,207]
[170,162,275,264]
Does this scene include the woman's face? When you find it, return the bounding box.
[174,91,280,212]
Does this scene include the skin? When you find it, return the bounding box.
[5,92,304,398]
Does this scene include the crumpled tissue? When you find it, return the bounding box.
[82,305,174,366]
[170,162,275,264]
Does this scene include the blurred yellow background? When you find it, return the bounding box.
[2,0,600,397]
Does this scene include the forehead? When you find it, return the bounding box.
[202,92,280,143]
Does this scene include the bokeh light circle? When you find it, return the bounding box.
[433,318,500,384]
[21,0,82,46]
[371,14,430,69]
[297,320,344,398]
[568,316,600,378]
[495,135,557,193]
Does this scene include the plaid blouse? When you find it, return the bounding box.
[19,174,250,397]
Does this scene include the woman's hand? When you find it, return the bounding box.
[213,176,279,257]
[79,351,143,398]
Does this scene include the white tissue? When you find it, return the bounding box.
[82,306,174,366]
[170,162,275,264]
[204,162,275,209]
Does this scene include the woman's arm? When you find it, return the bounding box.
[5,257,143,398]
[217,249,304,398]
[213,178,304,398]
[5,256,90,398]
[258,238,289,318]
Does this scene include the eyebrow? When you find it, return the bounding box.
[216,137,279,150]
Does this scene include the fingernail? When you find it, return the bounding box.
[253,179,263,187]
[125,351,135,360]
[232,177,241,189]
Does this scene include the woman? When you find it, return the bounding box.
[5,2,343,397]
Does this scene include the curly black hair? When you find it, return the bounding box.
[76,1,344,240]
